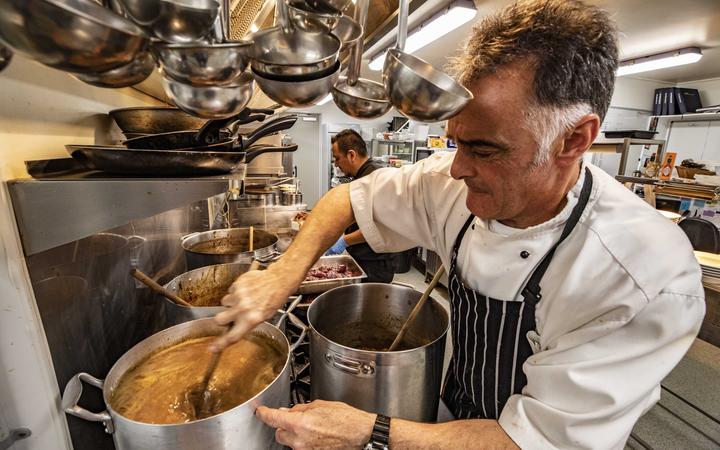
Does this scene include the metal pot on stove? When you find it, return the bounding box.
[307,283,449,421]
[181,227,279,270]
[62,317,305,450]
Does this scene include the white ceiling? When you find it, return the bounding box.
[361,0,720,84]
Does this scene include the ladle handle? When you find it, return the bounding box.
[348,0,369,86]
[129,268,193,307]
[396,0,409,51]
[388,265,445,351]
[276,0,292,34]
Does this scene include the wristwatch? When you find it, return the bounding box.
[363,414,391,450]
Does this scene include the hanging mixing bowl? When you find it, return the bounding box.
[286,0,342,33]
[117,0,220,43]
[0,0,148,73]
[74,51,155,89]
[153,40,253,87]
[161,70,255,119]
[252,62,341,108]
[250,26,341,77]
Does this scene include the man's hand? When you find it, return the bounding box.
[325,235,348,255]
[257,400,376,450]
[210,263,298,352]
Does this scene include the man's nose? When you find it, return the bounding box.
[450,150,473,180]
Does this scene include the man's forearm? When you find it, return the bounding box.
[343,228,366,246]
[272,184,355,284]
[389,418,518,449]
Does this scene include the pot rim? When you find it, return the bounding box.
[181,228,279,256]
[307,282,449,355]
[103,318,291,427]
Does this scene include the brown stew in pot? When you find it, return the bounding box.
[110,334,285,424]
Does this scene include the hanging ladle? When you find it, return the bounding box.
[331,0,391,119]
[382,0,473,122]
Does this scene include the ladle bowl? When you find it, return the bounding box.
[252,63,341,108]
[250,27,341,77]
[154,41,253,86]
[331,15,363,50]
[161,71,255,119]
[382,48,473,122]
[333,78,391,119]
[0,0,148,73]
[74,51,155,89]
[287,0,342,33]
[305,0,352,14]
[117,0,220,43]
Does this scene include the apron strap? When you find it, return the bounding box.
[451,214,476,267]
[521,167,594,306]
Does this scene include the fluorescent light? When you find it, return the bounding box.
[616,47,703,76]
[369,3,477,71]
[317,94,333,105]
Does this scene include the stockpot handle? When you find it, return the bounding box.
[274,295,303,328]
[61,373,114,434]
[287,312,307,352]
[255,250,282,264]
[325,352,376,377]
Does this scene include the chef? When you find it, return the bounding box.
[213,0,705,448]
[325,128,404,283]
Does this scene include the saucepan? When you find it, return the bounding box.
[382,0,473,122]
[117,0,220,43]
[332,0,391,119]
[161,70,255,119]
[181,227,280,269]
[74,51,155,89]
[109,107,208,134]
[62,317,305,450]
[0,0,148,73]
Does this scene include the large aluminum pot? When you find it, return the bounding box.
[162,262,303,330]
[308,283,448,421]
[62,318,304,450]
[181,227,279,270]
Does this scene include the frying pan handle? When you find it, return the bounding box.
[287,312,307,352]
[245,144,298,163]
[197,111,269,145]
[61,373,114,434]
[242,115,298,149]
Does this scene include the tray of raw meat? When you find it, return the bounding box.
[297,255,367,294]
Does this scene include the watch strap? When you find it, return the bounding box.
[364,414,391,450]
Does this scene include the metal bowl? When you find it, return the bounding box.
[383,49,473,122]
[74,51,155,89]
[287,0,342,33]
[153,40,253,86]
[250,26,341,77]
[305,0,352,14]
[0,0,148,73]
[161,70,255,119]
[117,0,220,43]
[252,63,341,108]
[331,15,363,50]
[333,77,391,119]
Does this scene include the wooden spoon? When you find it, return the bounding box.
[189,259,261,418]
[130,268,193,307]
[248,225,254,252]
[388,266,445,352]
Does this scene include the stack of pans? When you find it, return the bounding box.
[67,108,299,176]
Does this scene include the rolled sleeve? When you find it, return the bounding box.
[498,291,705,449]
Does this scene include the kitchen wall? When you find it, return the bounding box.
[0,55,162,450]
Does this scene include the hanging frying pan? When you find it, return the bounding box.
[66,143,298,176]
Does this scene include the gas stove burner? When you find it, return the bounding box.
[286,313,312,406]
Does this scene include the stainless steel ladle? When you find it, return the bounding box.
[382,0,473,122]
[331,0,391,119]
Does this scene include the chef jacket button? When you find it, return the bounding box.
[471,224,475,230]
[520,250,530,259]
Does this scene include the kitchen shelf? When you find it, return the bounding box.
[9,159,241,255]
[650,112,720,122]
[591,138,666,176]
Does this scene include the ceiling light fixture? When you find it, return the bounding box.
[616,47,703,77]
[368,1,477,71]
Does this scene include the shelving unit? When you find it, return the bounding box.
[591,138,666,176]
[371,139,416,162]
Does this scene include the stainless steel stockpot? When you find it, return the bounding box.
[62,318,304,450]
[307,283,449,421]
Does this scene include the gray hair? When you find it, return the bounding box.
[525,102,593,167]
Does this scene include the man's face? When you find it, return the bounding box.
[332,142,355,177]
[448,61,563,224]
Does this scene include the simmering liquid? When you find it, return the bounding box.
[323,321,429,352]
[110,334,285,424]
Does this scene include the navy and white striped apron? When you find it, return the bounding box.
[441,168,593,419]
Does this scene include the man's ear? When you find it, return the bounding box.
[347,149,356,163]
[556,114,600,167]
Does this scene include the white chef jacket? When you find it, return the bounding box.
[349,151,705,449]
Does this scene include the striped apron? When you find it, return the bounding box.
[441,168,593,419]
